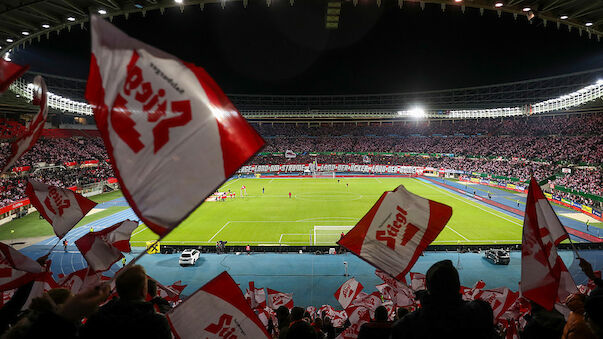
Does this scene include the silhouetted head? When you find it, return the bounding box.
[291,307,305,321]
[374,306,388,321]
[426,260,460,299]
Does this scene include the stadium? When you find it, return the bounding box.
[0,1,602,338]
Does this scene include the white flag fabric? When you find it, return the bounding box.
[85,16,264,236]
[520,178,577,310]
[338,185,452,281]
[410,272,426,291]
[21,265,59,310]
[58,268,106,294]
[266,288,293,310]
[166,271,270,339]
[1,76,48,174]
[334,277,364,310]
[75,220,138,272]
[0,242,43,291]
[475,287,519,320]
[244,281,266,309]
[26,180,97,239]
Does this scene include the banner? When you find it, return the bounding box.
[0,198,30,215]
[238,163,419,175]
[81,160,99,165]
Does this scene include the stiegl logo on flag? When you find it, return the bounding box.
[338,185,452,281]
[86,15,264,236]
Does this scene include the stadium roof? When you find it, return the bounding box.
[1,0,602,56]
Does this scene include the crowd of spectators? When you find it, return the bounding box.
[1,259,602,339]
[0,112,601,210]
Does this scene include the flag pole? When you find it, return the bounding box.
[45,237,62,256]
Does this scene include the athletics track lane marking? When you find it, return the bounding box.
[414,179,523,227]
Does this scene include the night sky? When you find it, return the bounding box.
[12,0,603,95]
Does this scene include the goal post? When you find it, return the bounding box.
[312,171,336,179]
[313,225,354,245]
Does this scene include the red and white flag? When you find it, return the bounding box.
[244,281,266,309]
[0,59,29,93]
[75,219,138,272]
[334,277,364,310]
[319,304,348,328]
[410,272,426,291]
[266,288,293,310]
[1,75,48,173]
[0,242,43,291]
[338,185,452,281]
[166,271,270,339]
[22,264,59,310]
[85,16,264,236]
[520,177,577,310]
[475,287,519,320]
[26,180,97,239]
[58,268,99,293]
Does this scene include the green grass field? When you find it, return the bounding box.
[129,177,525,246]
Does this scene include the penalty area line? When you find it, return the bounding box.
[446,225,470,241]
[208,221,231,242]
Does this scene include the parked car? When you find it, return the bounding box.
[179,249,200,266]
[484,249,510,265]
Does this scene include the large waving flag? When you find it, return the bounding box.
[334,277,364,310]
[520,178,577,310]
[0,59,29,93]
[26,180,97,239]
[0,242,43,291]
[475,287,519,320]
[266,288,293,310]
[244,281,266,309]
[338,185,452,281]
[85,16,264,236]
[166,271,270,339]
[1,75,48,174]
[75,220,138,272]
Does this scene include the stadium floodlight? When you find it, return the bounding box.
[585,22,593,27]
[6,38,13,43]
[560,15,568,20]
[134,3,144,8]
[174,0,183,3]
[42,24,50,28]
[522,7,531,12]
[22,32,29,36]
[98,9,107,15]
[454,0,462,2]
[494,2,503,7]
[409,107,426,118]
[67,17,76,22]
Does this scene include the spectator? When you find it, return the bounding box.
[357,305,392,339]
[147,279,172,314]
[79,265,172,339]
[277,305,290,339]
[391,259,494,339]
[561,293,596,339]
[288,306,317,339]
[521,301,566,339]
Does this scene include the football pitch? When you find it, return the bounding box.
[129,177,525,246]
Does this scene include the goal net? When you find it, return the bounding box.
[312,172,336,179]
[313,225,354,245]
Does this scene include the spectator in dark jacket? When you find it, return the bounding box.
[358,305,392,339]
[520,301,566,339]
[79,265,172,339]
[391,259,493,339]
[288,306,317,339]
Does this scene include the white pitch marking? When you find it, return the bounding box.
[446,225,470,241]
[131,226,148,237]
[208,221,231,242]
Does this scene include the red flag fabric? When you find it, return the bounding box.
[244,281,266,309]
[0,59,29,93]
[334,277,364,310]
[0,242,43,291]
[319,304,348,328]
[58,268,108,294]
[75,220,138,272]
[21,264,59,310]
[1,75,48,173]
[520,177,577,310]
[26,180,97,239]
[85,16,264,236]
[266,288,294,310]
[166,271,270,339]
[338,185,452,280]
[475,287,520,320]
